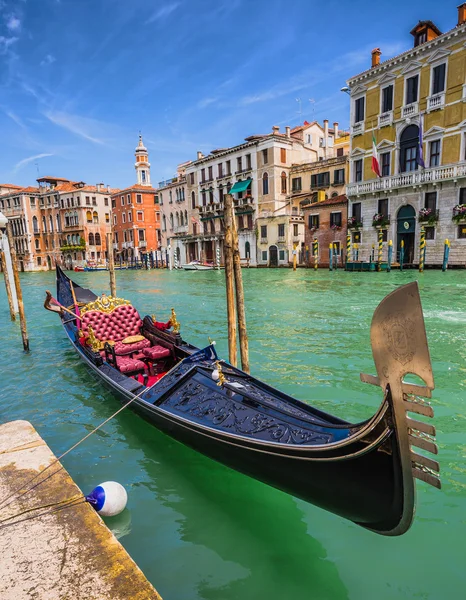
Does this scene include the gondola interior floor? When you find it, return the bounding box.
[134,372,167,387]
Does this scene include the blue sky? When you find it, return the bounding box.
[0,0,456,188]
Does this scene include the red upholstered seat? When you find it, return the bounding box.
[82,304,144,343]
[143,345,171,360]
[114,338,151,356]
[116,356,145,374]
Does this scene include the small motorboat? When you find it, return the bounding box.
[182,260,215,271]
[44,266,440,536]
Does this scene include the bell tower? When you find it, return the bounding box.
[135,134,151,186]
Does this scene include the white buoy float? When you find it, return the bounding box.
[86,481,128,517]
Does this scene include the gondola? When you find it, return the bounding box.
[45,266,440,536]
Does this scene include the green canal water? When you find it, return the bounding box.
[0,268,465,599]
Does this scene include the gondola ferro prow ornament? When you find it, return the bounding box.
[360,281,440,536]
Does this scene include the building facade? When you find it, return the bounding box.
[111,136,160,262]
[303,195,348,267]
[346,4,466,266]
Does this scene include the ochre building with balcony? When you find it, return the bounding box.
[346,3,466,266]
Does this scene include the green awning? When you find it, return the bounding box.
[229,179,252,194]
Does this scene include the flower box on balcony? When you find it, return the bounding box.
[372,213,390,228]
[418,208,439,225]
[348,216,363,229]
[330,224,341,231]
[452,205,466,223]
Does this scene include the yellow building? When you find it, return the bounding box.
[346,3,466,266]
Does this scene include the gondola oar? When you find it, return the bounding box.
[44,290,78,319]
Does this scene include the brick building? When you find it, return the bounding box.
[303,195,348,267]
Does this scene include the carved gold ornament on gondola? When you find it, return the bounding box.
[80,294,131,316]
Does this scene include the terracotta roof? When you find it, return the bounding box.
[409,20,442,36]
[111,184,157,195]
[36,176,71,183]
[302,194,348,209]
[19,186,41,193]
[0,183,22,189]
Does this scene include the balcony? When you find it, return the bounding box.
[378,111,393,128]
[291,187,303,195]
[427,92,445,112]
[348,217,363,229]
[113,243,118,250]
[401,102,419,118]
[452,205,466,223]
[277,236,285,243]
[122,241,134,249]
[418,208,439,225]
[372,214,391,228]
[352,121,364,136]
[348,163,466,197]
[173,224,188,234]
[138,240,147,248]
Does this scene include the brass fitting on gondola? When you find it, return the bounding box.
[170,308,180,334]
[215,361,226,387]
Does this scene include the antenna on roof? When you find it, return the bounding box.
[295,98,302,117]
[35,162,40,178]
[309,98,315,115]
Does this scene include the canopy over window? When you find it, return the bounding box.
[229,179,252,194]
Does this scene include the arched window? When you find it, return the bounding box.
[169,213,174,229]
[175,211,179,227]
[400,125,420,173]
[89,233,95,245]
[179,212,184,226]
[245,241,251,258]
[49,215,53,233]
[35,238,39,250]
[191,191,196,209]
[56,214,61,232]
[169,191,172,203]
[33,216,38,233]
[86,210,92,223]
[184,210,188,224]
[262,172,269,195]
[331,192,338,198]
[281,172,287,194]
[210,220,215,234]
[95,232,101,246]
[162,214,167,231]
[93,211,98,224]
[42,216,47,233]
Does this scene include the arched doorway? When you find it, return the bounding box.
[397,205,416,265]
[269,245,278,267]
[176,247,181,265]
[46,255,52,270]
[245,241,250,259]
[400,125,420,173]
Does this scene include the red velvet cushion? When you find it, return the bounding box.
[143,345,171,360]
[116,356,145,373]
[82,304,143,342]
[114,338,151,356]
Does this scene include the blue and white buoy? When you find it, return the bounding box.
[86,481,128,517]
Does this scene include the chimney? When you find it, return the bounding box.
[197,151,204,160]
[459,3,466,25]
[371,48,382,68]
[272,125,280,134]
[96,183,102,192]
[323,120,329,158]
[333,122,339,141]
[285,126,291,138]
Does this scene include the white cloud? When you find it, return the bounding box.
[197,97,218,109]
[40,54,56,67]
[147,2,180,23]
[6,15,21,31]
[0,35,18,54]
[14,153,54,173]
[5,110,27,130]
[44,110,107,145]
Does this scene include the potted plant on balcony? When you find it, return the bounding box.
[372,213,390,228]
[418,207,438,226]
[452,204,466,223]
[348,216,363,230]
[330,223,341,231]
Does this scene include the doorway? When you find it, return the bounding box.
[397,205,416,264]
[269,245,278,267]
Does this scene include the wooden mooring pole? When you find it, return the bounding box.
[229,194,249,374]
[6,223,29,351]
[1,249,16,321]
[223,194,237,367]
[107,232,116,297]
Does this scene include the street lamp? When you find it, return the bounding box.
[340,86,350,95]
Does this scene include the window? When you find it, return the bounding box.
[92,197,97,206]
[86,210,92,223]
[138,229,145,241]
[281,172,287,194]
[406,75,419,105]
[105,213,110,223]
[432,63,446,95]
[381,85,394,113]
[279,250,285,261]
[191,191,196,209]
[209,189,214,203]
[237,215,244,230]
[190,172,195,185]
[292,177,302,192]
[262,251,268,261]
[260,225,267,239]
[330,212,342,228]
[121,195,125,206]
[128,212,132,222]
[400,125,419,172]
[425,227,435,240]
[352,202,362,221]
[307,215,318,230]
[122,213,126,223]
[381,152,391,177]
[415,30,427,46]
[352,231,361,244]
[354,160,363,182]
[262,173,269,195]
[459,188,466,205]
[86,196,90,205]
[95,233,101,246]
[354,97,365,123]
[89,233,95,245]
[218,163,223,177]
[154,195,159,204]
[458,224,466,239]
[201,190,206,205]
[429,140,441,167]
[333,241,341,254]
[236,157,242,172]
[208,166,213,180]
[141,170,146,183]
[246,154,251,170]
[306,134,312,144]
[278,223,285,237]
[280,148,286,163]
[293,223,299,236]
[137,211,144,221]
[226,160,231,175]
[201,168,206,182]
[333,169,345,185]
[262,149,268,164]
[425,192,437,210]
[136,194,142,204]
[378,199,388,217]
[104,197,108,206]
[336,147,344,157]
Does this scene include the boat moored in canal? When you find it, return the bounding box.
[45,266,440,536]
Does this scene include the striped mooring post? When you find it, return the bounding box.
[216,245,221,270]
[346,234,351,269]
[442,239,450,272]
[174,250,179,270]
[419,227,426,272]
[400,239,405,271]
[313,238,318,270]
[155,251,159,269]
[377,229,383,272]
[387,240,393,272]
[328,243,333,272]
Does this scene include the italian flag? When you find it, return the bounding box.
[372,132,381,177]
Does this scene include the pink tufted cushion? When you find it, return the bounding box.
[82,305,143,342]
[114,338,151,356]
[116,356,145,373]
[143,345,171,361]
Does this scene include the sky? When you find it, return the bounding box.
[0,0,457,189]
